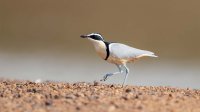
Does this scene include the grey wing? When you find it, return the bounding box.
[109,43,156,59]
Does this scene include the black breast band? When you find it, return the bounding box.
[104,42,110,60]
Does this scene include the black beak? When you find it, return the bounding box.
[80,35,88,38]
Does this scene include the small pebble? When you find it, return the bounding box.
[45,100,52,106]
[93,81,99,86]
[65,94,76,99]
[125,88,132,93]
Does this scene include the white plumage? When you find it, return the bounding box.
[81,33,157,86]
[110,43,157,59]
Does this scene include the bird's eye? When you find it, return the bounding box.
[90,35,103,41]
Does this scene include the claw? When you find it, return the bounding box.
[100,74,108,81]
[99,65,123,83]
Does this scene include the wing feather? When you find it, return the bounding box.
[109,43,156,59]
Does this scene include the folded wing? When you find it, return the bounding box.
[109,43,157,59]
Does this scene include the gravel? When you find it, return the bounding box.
[0,79,200,112]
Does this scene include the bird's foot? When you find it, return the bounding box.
[100,75,107,81]
[100,73,112,82]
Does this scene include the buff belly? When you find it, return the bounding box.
[106,56,136,65]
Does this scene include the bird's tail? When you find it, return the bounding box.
[146,53,158,57]
[143,50,158,58]
[136,51,158,58]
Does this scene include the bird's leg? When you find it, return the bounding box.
[100,64,123,81]
[122,64,129,87]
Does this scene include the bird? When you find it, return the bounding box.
[80,33,158,86]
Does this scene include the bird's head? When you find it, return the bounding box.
[80,33,104,42]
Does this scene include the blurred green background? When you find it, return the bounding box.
[0,0,200,88]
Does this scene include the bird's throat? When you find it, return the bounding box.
[90,40,107,60]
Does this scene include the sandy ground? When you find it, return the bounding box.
[0,79,200,112]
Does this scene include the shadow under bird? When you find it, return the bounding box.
[81,33,158,86]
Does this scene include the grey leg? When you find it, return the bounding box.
[122,64,129,86]
[100,64,123,81]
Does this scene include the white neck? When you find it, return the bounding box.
[88,38,107,59]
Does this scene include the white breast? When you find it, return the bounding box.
[89,39,107,60]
